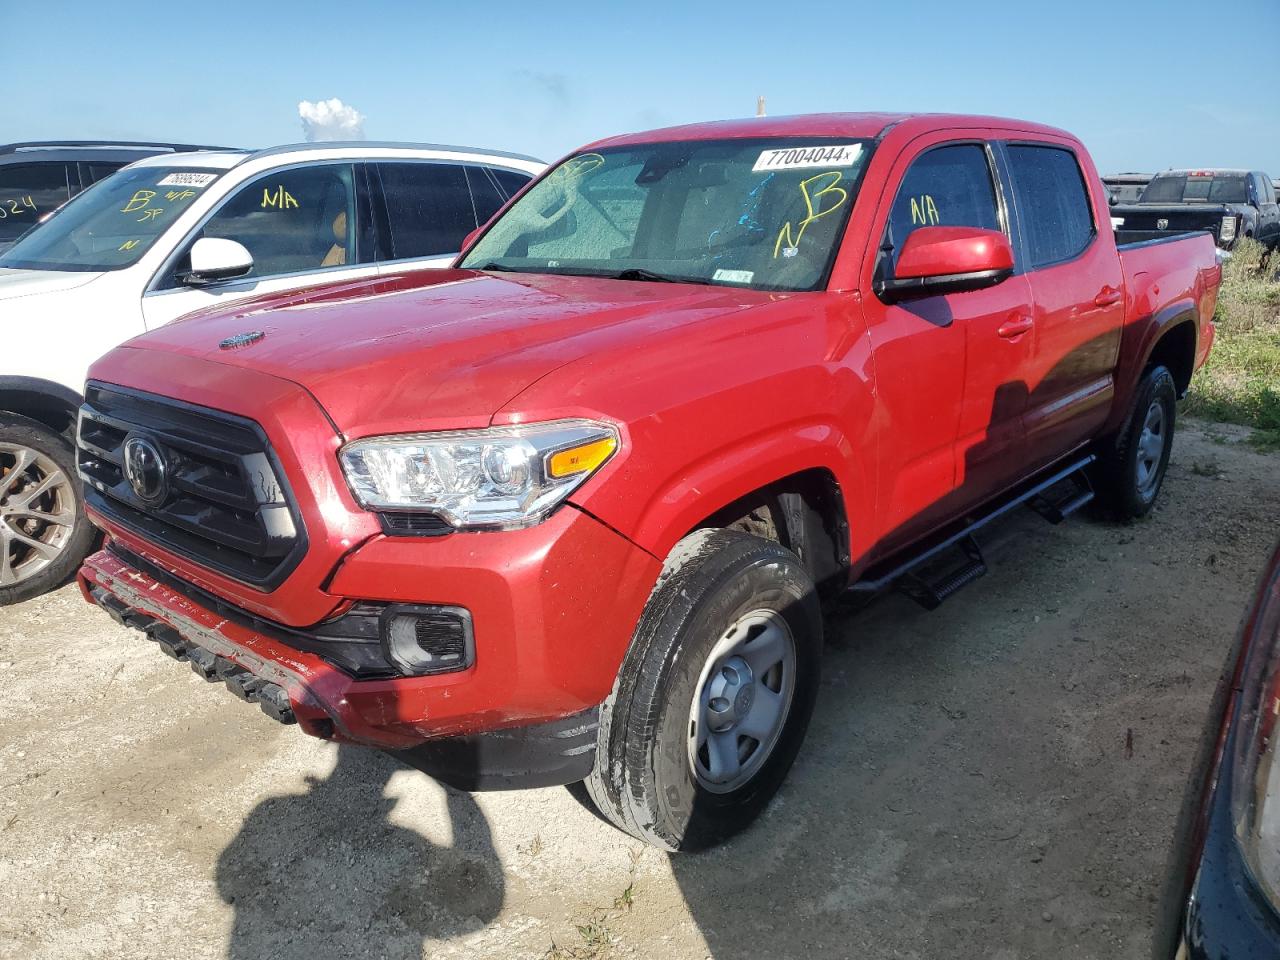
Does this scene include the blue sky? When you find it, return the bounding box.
[4,0,1278,175]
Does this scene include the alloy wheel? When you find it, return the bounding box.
[0,443,76,588]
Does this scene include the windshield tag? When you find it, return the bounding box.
[753,144,862,173]
[157,172,217,188]
[713,269,754,284]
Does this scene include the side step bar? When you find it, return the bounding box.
[845,454,1096,608]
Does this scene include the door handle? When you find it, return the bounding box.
[997,314,1034,339]
[1094,287,1123,307]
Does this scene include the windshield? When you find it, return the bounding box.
[0,166,221,272]
[1139,174,1249,204]
[460,138,872,292]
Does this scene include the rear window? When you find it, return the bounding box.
[1140,174,1249,204]
[1005,145,1095,268]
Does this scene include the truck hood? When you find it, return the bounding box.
[0,267,102,302]
[120,269,774,438]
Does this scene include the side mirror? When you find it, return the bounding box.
[180,237,254,286]
[461,227,482,251]
[877,226,1014,302]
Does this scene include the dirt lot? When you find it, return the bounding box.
[1,419,1277,960]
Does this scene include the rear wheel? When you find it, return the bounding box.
[0,414,95,605]
[584,528,822,851]
[1094,365,1177,520]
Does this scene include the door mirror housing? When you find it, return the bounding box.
[461,227,482,252]
[877,226,1015,302]
[180,237,254,286]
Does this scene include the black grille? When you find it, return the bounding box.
[77,382,307,590]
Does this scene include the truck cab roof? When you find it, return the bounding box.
[584,112,1076,150]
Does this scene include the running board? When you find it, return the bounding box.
[846,454,1096,608]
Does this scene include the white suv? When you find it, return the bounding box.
[0,141,543,603]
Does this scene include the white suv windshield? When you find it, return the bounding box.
[0,166,221,272]
[460,138,872,292]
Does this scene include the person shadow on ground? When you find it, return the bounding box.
[215,744,504,960]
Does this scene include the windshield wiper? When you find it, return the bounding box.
[472,261,522,273]
[610,268,703,285]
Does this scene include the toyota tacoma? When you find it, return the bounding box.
[75,113,1220,850]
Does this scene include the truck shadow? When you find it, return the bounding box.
[215,744,503,960]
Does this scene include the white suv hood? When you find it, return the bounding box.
[0,268,103,302]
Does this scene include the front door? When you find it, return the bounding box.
[862,136,1037,554]
[142,162,380,329]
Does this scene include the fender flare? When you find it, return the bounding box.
[0,375,84,432]
[626,420,869,569]
[1104,300,1199,437]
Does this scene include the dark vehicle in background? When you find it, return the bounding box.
[0,141,228,251]
[1113,169,1279,251]
[1103,172,1151,204]
[1156,540,1280,958]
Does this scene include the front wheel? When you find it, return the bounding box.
[0,414,96,605]
[584,529,822,851]
[1094,364,1177,520]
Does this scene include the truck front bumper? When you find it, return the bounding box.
[78,504,660,789]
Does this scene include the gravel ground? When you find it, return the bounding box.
[1,419,1277,960]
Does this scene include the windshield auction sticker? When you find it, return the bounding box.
[713,269,755,284]
[753,144,862,173]
[157,172,218,188]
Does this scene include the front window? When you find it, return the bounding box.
[1139,174,1249,204]
[460,138,873,292]
[0,165,219,272]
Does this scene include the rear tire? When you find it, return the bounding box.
[0,414,95,605]
[584,528,822,851]
[1094,365,1177,520]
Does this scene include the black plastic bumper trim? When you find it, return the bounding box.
[390,706,600,791]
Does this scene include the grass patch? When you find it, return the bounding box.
[1181,238,1280,451]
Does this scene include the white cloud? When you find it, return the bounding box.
[298,98,366,142]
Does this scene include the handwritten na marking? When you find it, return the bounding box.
[774,171,848,258]
[910,194,941,226]
[261,185,299,210]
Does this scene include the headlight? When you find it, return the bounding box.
[1231,550,1280,907]
[1220,215,1240,244]
[339,419,618,529]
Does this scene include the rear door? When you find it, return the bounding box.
[370,161,481,272]
[861,134,1037,552]
[1000,139,1123,470]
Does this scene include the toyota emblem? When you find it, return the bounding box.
[1156,218,1169,230]
[122,435,169,505]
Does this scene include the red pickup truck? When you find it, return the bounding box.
[74,113,1220,851]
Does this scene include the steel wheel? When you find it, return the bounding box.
[0,443,77,588]
[688,608,797,794]
[1135,399,1167,497]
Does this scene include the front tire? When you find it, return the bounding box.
[1095,365,1177,520]
[584,529,822,851]
[0,414,95,605]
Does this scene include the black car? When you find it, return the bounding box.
[1156,540,1280,958]
[0,140,229,251]
[1112,169,1280,251]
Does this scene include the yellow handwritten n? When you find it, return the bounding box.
[774,172,848,258]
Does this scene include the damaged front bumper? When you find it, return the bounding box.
[78,547,601,789]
